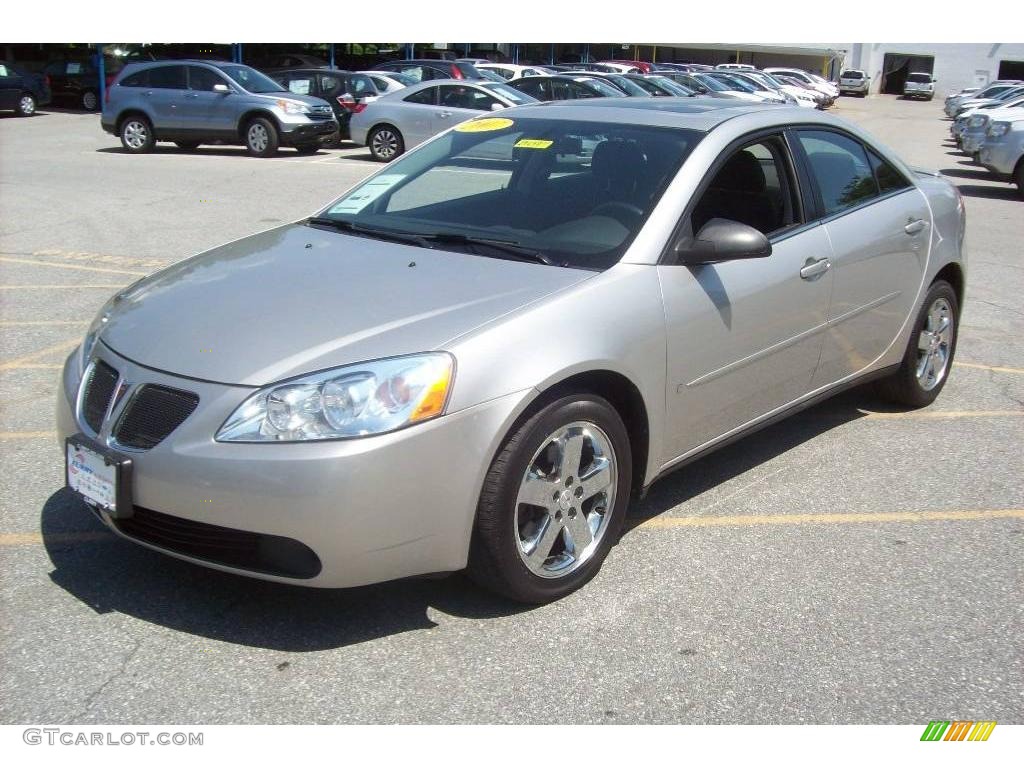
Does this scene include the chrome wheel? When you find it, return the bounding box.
[122,120,148,149]
[370,128,399,160]
[247,123,269,153]
[514,421,616,579]
[18,95,36,115]
[916,297,953,391]
[82,91,98,111]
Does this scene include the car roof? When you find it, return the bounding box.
[495,97,797,130]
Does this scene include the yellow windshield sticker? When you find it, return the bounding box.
[455,117,514,133]
[514,139,554,149]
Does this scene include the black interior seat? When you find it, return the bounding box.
[590,139,648,209]
[692,149,779,234]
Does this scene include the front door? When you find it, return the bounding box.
[180,66,236,137]
[793,128,931,387]
[660,136,834,460]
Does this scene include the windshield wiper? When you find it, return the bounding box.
[419,232,560,266]
[306,217,427,247]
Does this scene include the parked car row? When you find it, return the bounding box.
[943,81,1024,198]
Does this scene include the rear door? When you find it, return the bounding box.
[793,128,929,387]
[142,65,187,132]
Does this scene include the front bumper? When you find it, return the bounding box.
[57,344,530,588]
[962,131,987,154]
[277,118,338,145]
[978,140,1018,177]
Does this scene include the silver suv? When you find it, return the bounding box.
[979,116,1024,198]
[101,60,338,157]
[838,69,870,96]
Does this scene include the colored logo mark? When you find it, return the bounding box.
[920,721,996,741]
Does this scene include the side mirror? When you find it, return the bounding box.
[213,83,230,94]
[674,218,772,265]
[490,102,504,111]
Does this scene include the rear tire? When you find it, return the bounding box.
[15,93,36,116]
[119,116,155,153]
[877,280,959,407]
[244,117,279,157]
[367,124,404,162]
[467,394,632,604]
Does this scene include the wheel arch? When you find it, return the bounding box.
[236,109,281,139]
[512,369,651,498]
[115,109,153,135]
[933,261,965,312]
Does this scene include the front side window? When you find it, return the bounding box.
[438,85,494,111]
[692,139,798,236]
[513,79,548,100]
[320,118,701,271]
[147,65,187,89]
[797,130,879,215]
[188,66,227,92]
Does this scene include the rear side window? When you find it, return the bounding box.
[867,149,911,194]
[404,86,437,105]
[120,69,149,87]
[147,65,186,89]
[797,130,878,215]
[0,64,8,77]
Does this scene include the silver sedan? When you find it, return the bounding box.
[60,99,966,603]
[349,78,538,161]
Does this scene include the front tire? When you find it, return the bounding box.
[15,93,36,116]
[119,116,155,153]
[1014,162,1024,200]
[877,280,959,407]
[367,124,404,162]
[244,117,279,157]
[468,394,632,604]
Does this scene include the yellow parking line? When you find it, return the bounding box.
[0,285,124,290]
[0,256,145,276]
[0,531,114,546]
[0,321,88,327]
[0,430,57,439]
[635,509,1024,530]
[955,361,1024,375]
[0,339,80,371]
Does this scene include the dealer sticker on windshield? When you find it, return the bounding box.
[514,139,553,149]
[454,117,514,133]
[329,174,406,214]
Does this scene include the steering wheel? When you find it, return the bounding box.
[590,201,645,229]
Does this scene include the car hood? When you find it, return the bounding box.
[259,91,332,108]
[99,224,593,386]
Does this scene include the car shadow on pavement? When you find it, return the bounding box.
[41,384,888,650]
[40,489,532,652]
[939,167,991,180]
[950,183,1019,200]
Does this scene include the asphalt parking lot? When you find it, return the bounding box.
[1,97,1021,724]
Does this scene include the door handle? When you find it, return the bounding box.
[184,93,198,99]
[904,218,926,235]
[436,110,451,118]
[800,257,831,280]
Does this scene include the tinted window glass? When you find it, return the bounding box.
[188,66,226,91]
[120,69,149,87]
[438,85,494,110]
[148,65,186,89]
[0,64,8,77]
[403,86,437,105]
[798,130,879,215]
[512,79,547,100]
[867,149,911,194]
[347,74,374,97]
[318,74,342,96]
[693,140,796,235]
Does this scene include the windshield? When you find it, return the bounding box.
[906,73,932,83]
[317,118,701,271]
[693,73,730,93]
[220,65,288,93]
[582,78,627,97]
[601,75,649,96]
[712,73,757,92]
[485,82,537,104]
[647,76,693,96]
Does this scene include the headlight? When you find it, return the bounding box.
[216,353,455,442]
[78,309,110,374]
[276,99,310,115]
[987,122,1010,138]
